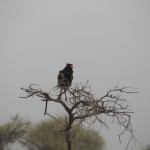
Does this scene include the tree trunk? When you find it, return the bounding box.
[65,116,73,150]
[66,136,72,150]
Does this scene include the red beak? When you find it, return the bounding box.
[71,65,75,68]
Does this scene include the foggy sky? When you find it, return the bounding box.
[0,1,150,150]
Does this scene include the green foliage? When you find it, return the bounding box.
[72,128,105,150]
[142,145,150,150]
[0,114,31,150]
[22,116,105,150]
[23,117,66,150]
[0,115,105,150]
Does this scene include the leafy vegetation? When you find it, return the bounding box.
[142,145,150,150]
[0,114,30,150]
[0,115,105,150]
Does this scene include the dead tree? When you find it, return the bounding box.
[20,80,139,150]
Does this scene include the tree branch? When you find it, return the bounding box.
[20,81,139,150]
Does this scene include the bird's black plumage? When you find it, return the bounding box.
[57,63,74,87]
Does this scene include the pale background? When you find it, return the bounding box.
[0,1,150,150]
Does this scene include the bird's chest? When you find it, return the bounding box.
[64,71,72,79]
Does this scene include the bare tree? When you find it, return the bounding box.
[20,80,139,150]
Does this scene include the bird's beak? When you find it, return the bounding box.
[71,65,75,68]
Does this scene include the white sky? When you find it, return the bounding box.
[0,1,150,150]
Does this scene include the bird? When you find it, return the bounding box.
[57,63,75,87]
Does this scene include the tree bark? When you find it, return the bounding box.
[65,115,74,150]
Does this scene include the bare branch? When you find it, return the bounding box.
[20,81,139,150]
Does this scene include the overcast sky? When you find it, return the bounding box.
[0,1,150,150]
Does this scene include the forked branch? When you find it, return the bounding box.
[20,81,139,150]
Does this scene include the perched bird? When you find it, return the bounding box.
[57,63,75,87]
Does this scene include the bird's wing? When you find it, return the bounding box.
[58,71,64,81]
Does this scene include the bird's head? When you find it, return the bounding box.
[66,63,75,68]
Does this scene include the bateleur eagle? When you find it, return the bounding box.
[57,63,75,87]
